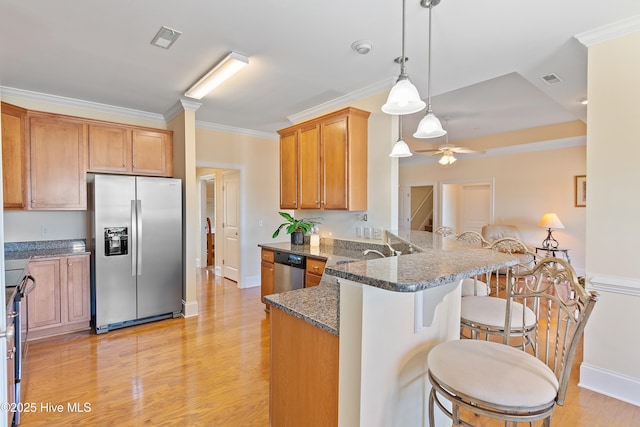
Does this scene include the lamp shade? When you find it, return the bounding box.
[389,138,412,157]
[413,111,447,138]
[538,213,565,229]
[382,77,426,115]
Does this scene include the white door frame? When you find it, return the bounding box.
[400,182,438,231]
[438,178,495,232]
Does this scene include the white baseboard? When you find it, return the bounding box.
[195,257,203,268]
[579,362,640,407]
[239,275,260,289]
[182,299,199,318]
[214,266,222,276]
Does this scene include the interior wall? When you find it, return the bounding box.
[400,143,587,275]
[581,30,640,405]
[195,128,279,288]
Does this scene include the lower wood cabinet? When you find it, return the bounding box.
[305,257,326,287]
[27,254,90,340]
[260,249,274,312]
[270,308,338,426]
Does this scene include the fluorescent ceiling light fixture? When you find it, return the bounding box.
[151,26,182,49]
[185,52,249,99]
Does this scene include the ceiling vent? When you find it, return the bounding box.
[540,73,563,85]
[151,26,182,49]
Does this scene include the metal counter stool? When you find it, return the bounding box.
[428,258,598,426]
[460,237,538,340]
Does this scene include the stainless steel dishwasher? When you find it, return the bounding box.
[273,251,306,293]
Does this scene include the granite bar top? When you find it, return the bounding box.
[261,230,519,336]
[5,239,89,260]
[264,275,339,336]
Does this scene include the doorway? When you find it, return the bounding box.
[199,175,216,269]
[439,180,493,234]
[399,184,436,231]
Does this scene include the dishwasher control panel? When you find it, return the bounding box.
[274,251,306,269]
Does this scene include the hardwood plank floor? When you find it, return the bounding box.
[21,269,639,426]
[21,268,270,426]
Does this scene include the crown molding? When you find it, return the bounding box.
[195,121,278,140]
[400,135,586,166]
[0,86,167,123]
[163,99,202,122]
[575,14,640,47]
[286,77,395,124]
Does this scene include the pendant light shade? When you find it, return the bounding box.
[389,116,413,157]
[414,110,446,138]
[382,0,426,116]
[382,77,426,115]
[414,0,446,139]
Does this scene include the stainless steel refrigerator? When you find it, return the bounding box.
[90,174,183,333]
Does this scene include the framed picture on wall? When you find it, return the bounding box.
[575,175,586,207]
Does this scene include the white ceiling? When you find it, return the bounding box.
[1,0,639,147]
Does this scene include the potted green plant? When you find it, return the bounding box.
[272,212,321,245]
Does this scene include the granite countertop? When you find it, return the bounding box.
[261,230,519,336]
[5,239,89,261]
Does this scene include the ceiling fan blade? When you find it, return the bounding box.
[449,147,485,154]
[414,149,443,155]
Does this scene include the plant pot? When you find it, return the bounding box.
[291,230,304,245]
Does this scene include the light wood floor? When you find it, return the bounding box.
[21,269,639,426]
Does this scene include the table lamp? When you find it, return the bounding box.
[538,213,564,249]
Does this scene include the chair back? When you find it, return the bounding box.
[484,237,538,296]
[456,231,489,248]
[433,226,455,237]
[504,257,598,405]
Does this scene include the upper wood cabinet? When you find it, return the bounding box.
[279,129,298,209]
[277,107,369,211]
[88,123,173,177]
[29,112,87,210]
[1,103,29,209]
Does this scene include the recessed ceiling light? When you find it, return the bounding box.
[151,26,182,49]
[351,40,372,55]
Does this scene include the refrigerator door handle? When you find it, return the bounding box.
[131,200,137,277]
[137,199,142,276]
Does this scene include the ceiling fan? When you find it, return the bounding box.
[414,144,485,165]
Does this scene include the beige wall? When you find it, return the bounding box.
[581,31,640,404]
[400,143,587,274]
[195,128,280,287]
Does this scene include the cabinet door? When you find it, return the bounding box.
[1,103,28,209]
[87,124,132,173]
[27,258,62,330]
[321,116,349,210]
[279,131,298,209]
[298,124,321,209]
[65,255,90,324]
[261,260,274,309]
[29,114,87,210]
[131,129,172,176]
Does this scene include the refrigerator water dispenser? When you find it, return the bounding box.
[104,227,128,256]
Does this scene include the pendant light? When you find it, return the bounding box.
[381,0,426,115]
[414,0,446,138]
[389,115,413,157]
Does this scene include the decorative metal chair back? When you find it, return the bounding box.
[505,257,598,404]
[455,231,489,248]
[488,237,538,295]
[433,226,455,237]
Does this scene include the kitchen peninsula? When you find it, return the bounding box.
[262,230,517,427]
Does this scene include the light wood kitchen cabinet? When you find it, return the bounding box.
[29,112,87,210]
[270,307,338,426]
[277,107,369,211]
[27,254,90,340]
[1,102,29,209]
[260,249,275,312]
[305,257,326,288]
[87,123,173,177]
[279,129,298,209]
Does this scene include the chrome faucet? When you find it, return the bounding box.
[362,249,386,258]
[386,242,401,256]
